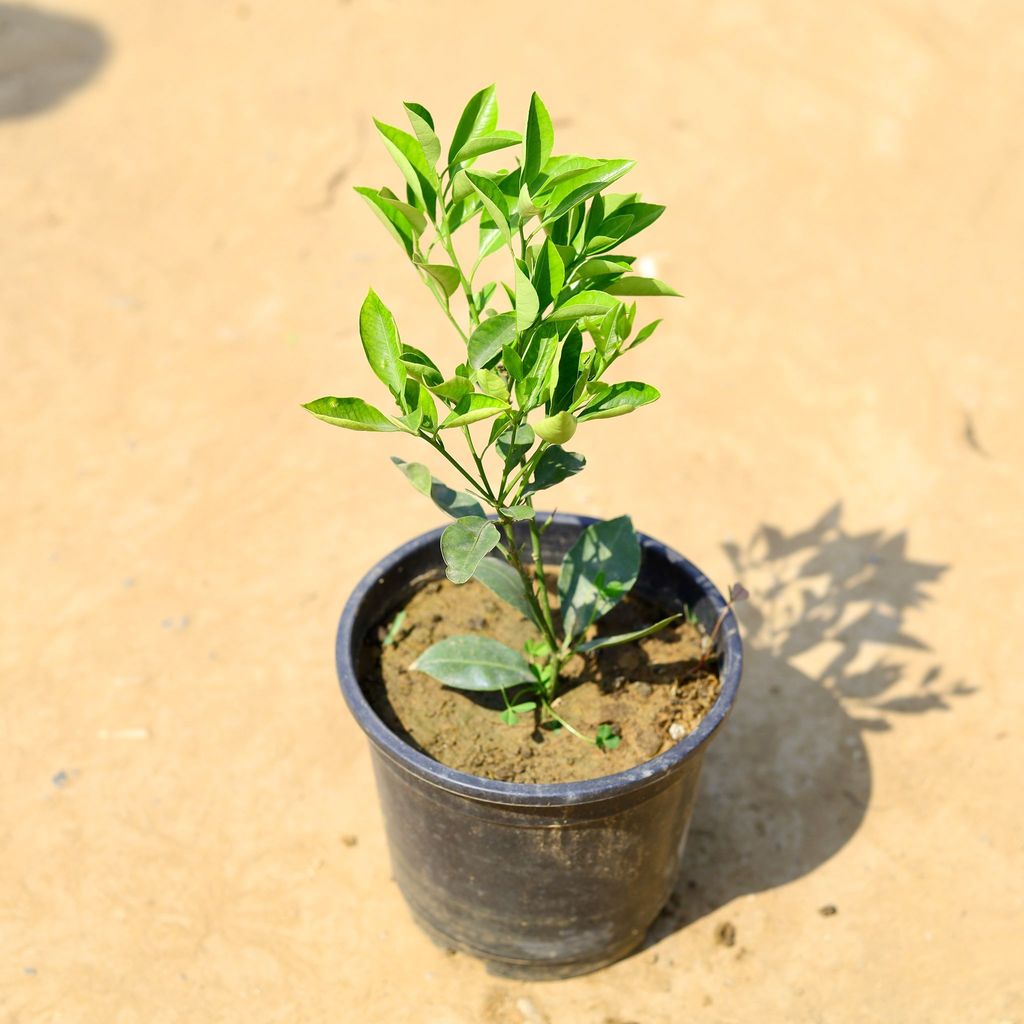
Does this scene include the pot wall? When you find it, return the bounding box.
[336,514,742,978]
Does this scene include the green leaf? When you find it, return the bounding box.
[451,130,521,165]
[440,393,508,429]
[542,159,635,224]
[353,187,419,256]
[382,610,407,647]
[522,92,554,185]
[575,614,682,653]
[416,262,461,298]
[578,381,660,421]
[551,329,583,412]
[533,410,577,444]
[440,516,501,585]
[376,186,429,233]
[303,396,403,432]
[474,367,509,402]
[468,311,517,369]
[595,723,621,751]
[401,345,444,388]
[373,119,438,213]
[465,171,511,246]
[430,376,474,405]
[413,634,533,691]
[574,257,633,281]
[447,85,499,166]
[532,239,565,311]
[605,276,681,297]
[629,319,663,349]
[548,290,620,322]
[502,343,525,381]
[558,515,641,639]
[358,289,406,396]
[515,262,539,332]
[524,446,586,493]
[500,503,535,521]
[496,423,534,463]
[473,557,538,623]
[403,101,440,165]
[391,457,485,519]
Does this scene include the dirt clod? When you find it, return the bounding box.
[716,921,737,947]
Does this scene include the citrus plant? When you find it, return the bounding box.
[305,86,686,748]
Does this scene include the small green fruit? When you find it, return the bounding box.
[534,411,577,444]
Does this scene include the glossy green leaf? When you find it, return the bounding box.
[574,257,633,281]
[524,446,586,493]
[451,130,521,165]
[417,262,461,298]
[358,289,406,396]
[303,396,403,432]
[578,381,660,421]
[373,119,438,213]
[353,187,419,256]
[439,393,508,429]
[514,262,539,332]
[558,515,641,638]
[403,101,440,165]
[390,457,485,519]
[376,186,429,233]
[551,329,583,412]
[447,85,499,167]
[496,423,534,463]
[629,319,663,350]
[412,634,533,691]
[605,276,681,297]
[474,367,509,402]
[575,614,682,653]
[465,171,511,246]
[532,239,565,311]
[548,290,620,322]
[468,311,517,369]
[430,376,475,405]
[440,516,501,584]
[523,92,554,185]
[542,159,635,224]
[401,345,444,388]
[499,503,535,521]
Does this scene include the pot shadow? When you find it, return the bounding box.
[643,502,975,946]
[0,3,110,121]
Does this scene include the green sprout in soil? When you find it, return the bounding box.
[305,86,731,749]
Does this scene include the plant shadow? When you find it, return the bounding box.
[0,3,110,121]
[642,502,974,947]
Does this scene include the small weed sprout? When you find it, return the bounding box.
[306,87,716,747]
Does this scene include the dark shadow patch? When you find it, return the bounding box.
[0,3,109,121]
[643,503,971,947]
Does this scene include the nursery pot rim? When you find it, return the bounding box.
[336,512,742,808]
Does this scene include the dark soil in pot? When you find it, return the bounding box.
[361,575,722,784]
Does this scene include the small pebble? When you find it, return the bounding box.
[715,921,737,947]
[819,904,838,917]
[51,770,70,788]
[341,834,358,848]
[467,616,487,630]
[669,722,687,741]
[634,681,653,697]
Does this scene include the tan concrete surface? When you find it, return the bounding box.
[3,1,1022,1020]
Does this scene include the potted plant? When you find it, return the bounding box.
[305,86,745,978]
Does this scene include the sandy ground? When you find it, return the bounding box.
[3,1,1023,1021]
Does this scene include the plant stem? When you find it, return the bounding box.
[528,518,558,645]
[462,426,495,501]
[497,513,559,655]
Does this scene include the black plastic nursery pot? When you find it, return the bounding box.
[336,513,743,980]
